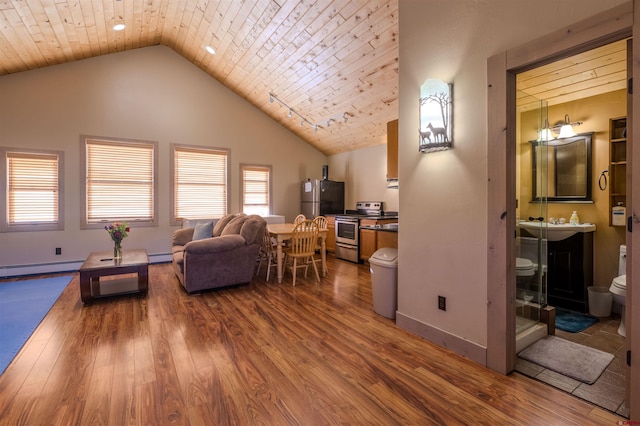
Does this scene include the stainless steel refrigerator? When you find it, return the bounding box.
[301,179,345,218]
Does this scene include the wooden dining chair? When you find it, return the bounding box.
[284,220,320,286]
[312,215,328,252]
[293,214,306,224]
[257,227,278,282]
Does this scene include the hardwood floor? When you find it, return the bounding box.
[0,256,624,425]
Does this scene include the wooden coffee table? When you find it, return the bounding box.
[79,249,149,303]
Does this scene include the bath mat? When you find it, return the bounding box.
[518,336,613,384]
[555,308,598,333]
[0,276,71,375]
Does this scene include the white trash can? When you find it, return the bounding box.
[587,286,612,317]
[369,248,398,319]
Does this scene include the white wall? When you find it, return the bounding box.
[397,0,627,360]
[329,143,399,212]
[0,46,327,272]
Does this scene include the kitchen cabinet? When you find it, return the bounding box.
[609,117,626,226]
[326,216,336,253]
[377,230,398,250]
[360,218,398,261]
[387,119,398,180]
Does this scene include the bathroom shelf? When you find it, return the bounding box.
[609,117,626,227]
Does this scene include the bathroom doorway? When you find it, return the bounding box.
[513,43,629,414]
[486,2,639,415]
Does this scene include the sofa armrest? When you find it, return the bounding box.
[184,234,246,254]
[173,228,195,246]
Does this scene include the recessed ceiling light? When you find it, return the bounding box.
[205,46,216,55]
[113,23,126,31]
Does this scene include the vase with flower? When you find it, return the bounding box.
[105,222,130,261]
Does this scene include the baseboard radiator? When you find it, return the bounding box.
[0,253,172,278]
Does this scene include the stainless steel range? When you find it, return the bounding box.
[334,201,384,263]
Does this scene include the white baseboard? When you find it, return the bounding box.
[396,311,487,366]
[0,253,172,278]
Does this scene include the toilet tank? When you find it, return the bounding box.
[619,245,627,276]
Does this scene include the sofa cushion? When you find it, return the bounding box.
[240,215,266,245]
[173,248,184,266]
[192,221,213,240]
[213,213,236,237]
[221,214,248,236]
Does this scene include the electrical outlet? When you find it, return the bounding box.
[55,247,62,255]
[438,295,446,311]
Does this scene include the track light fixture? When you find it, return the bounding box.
[267,93,349,132]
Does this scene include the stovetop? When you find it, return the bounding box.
[336,211,398,220]
[334,201,398,220]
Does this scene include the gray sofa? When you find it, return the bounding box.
[171,213,267,294]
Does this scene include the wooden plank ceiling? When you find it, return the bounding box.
[0,1,625,154]
[0,0,398,155]
[516,39,627,112]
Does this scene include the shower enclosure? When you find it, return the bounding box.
[515,91,549,352]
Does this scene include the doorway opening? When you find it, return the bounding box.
[513,39,629,416]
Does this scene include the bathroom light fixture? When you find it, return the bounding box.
[267,92,348,132]
[112,23,126,31]
[552,114,582,139]
[205,45,216,55]
[537,119,554,142]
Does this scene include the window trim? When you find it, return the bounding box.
[170,143,231,226]
[240,163,272,216]
[80,135,158,230]
[1,147,64,233]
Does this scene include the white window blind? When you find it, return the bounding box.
[7,152,60,225]
[242,165,271,216]
[85,139,155,223]
[173,146,228,220]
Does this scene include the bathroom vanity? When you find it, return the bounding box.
[546,232,594,312]
[519,221,595,312]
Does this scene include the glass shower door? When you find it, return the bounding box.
[515,91,549,338]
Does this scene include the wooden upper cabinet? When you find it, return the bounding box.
[387,119,399,180]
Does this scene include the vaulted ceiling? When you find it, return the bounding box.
[0,0,399,155]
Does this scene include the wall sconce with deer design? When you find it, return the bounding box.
[419,79,453,153]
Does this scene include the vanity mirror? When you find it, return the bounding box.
[530,132,593,203]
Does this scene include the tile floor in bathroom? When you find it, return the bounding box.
[516,314,629,418]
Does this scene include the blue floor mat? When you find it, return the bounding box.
[555,308,599,333]
[0,276,71,375]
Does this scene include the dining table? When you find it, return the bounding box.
[267,223,327,284]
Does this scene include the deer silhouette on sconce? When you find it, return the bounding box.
[427,122,448,142]
[419,130,431,144]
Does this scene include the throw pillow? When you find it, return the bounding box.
[192,221,213,240]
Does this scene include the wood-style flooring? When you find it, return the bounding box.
[0,256,625,425]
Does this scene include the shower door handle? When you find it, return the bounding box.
[528,216,544,222]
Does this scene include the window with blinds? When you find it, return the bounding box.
[172,145,229,223]
[241,164,271,216]
[82,137,157,228]
[1,148,64,232]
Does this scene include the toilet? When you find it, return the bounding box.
[516,257,535,276]
[609,245,627,337]
[516,237,547,277]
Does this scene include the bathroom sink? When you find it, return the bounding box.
[518,221,596,241]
